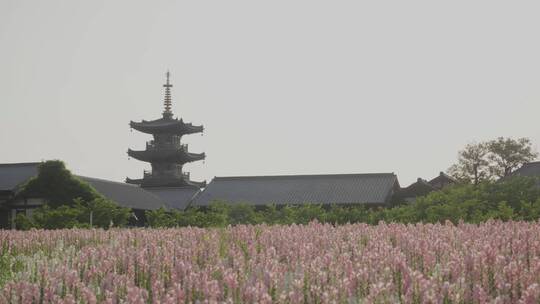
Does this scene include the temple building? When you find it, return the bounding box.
[193,173,401,208]
[126,72,206,209]
[506,161,540,187]
[399,172,457,202]
[0,162,168,229]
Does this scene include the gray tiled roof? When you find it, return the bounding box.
[192,173,399,207]
[0,162,167,210]
[511,162,540,177]
[428,172,456,186]
[78,176,168,210]
[399,178,435,199]
[146,187,200,210]
[0,163,40,191]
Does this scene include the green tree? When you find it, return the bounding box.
[19,160,101,208]
[26,199,130,230]
[487,137,538,178]
[448,142,491,185]
[82,198,131,228]
[483,176,540,212]
[32,205,86,229]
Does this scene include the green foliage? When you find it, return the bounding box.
[32,204,85,229]
[448,142,491,185]
[228,203,260,225]
[259,205,283,224]
[385,177,540,224]
[487,137,538,178]
[205,202,230,227]
[517,198,540,221]
[17,198,131,230]
[175,208,207,227]
[146,208,177,228]
[14,213,36,230]
[11,161,131,230]
[448,137,538,183]
[143,176,540,228]
[291,204,326,224]
[0,248,17,287]
[82,198,131,228]
[18,160,103,208]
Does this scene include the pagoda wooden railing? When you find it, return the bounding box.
[142,170,190,180]
[146,142,188,151]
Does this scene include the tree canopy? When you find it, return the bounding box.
[448,137,538,183]
[487,137,538,178]
[19,160,102,207]
[14,160,131,230]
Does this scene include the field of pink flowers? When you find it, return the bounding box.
[1,221,540,303]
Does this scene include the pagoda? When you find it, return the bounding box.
[126,72,206,188]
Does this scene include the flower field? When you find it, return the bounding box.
[1,221,540,303]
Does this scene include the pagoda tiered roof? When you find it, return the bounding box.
[127,72,206,189]
[126,176,206,188]
[127,148,205,164]
[130,118,203,135]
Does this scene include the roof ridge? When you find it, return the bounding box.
[0,162,41,167]
[428,172,457,183]
[214,173,396,181]
[76,175,140,187]
[76,175,168,205]
[408,178,435,188]
[144,186,200,190]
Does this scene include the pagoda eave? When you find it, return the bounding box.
[127,72,206,190]
[130,120,203,135]
[128,149,205,164]
[125,177,143,185]
[127,176,206,188]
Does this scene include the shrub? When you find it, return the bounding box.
[228,203,259,225]
[146,208,177,228]
[142,176,540,228]
[14,214,36,231]
[18,161,101,208]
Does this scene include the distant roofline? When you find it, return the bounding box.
[0,163,144,188]
[75,175,140,188]
[143,186,202,190]
[428,171,457,183]
[403,178,435,190]
[0,162,41,167]
[0,163,137,187]
[213,172,396,181]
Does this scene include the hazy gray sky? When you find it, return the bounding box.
[1,0,539,186]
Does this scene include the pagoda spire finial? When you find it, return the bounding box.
[163,71,173,119]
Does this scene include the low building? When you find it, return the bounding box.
[507,161,540,186]
[0,162,169,229]
[428,172,457,190]
[145,187,201,210]
[192,173,400,207]
[399,178,435,202]
[399,172,457,202]
[509,161,540,177]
